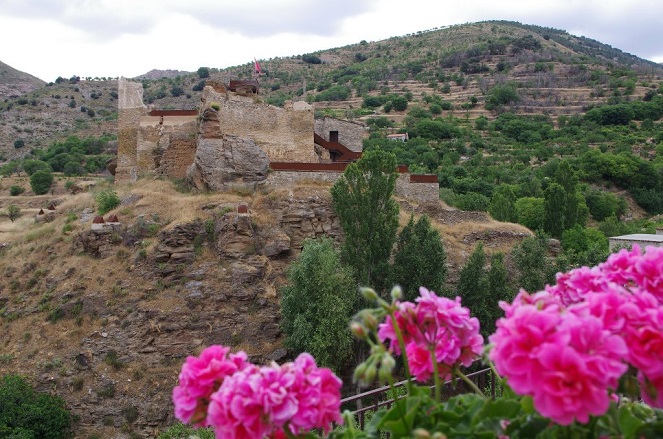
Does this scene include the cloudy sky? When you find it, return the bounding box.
[1,0,662,82]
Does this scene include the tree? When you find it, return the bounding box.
[22,159,52,176]
[485,84,519,110]
[197,67,210,78]
[511,233,561,293]
[9,185,24,196]
[390,95,408,111]
[543,182,565,239]
[392,215,447,302]
[6,204,21,222]
[63,161,86,176]
[0,374,72,438]
[280,238,357,373]
[456,243,487,305]
[489,185,518,222]
[331,150,399,293]
[483,253,514,337]
[553,161,579,229]
[30,170,54,195]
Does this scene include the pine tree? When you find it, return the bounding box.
[543,182,565,238]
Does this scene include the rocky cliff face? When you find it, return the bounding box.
[0,187,342,437]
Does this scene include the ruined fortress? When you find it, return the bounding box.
[116,78,438,202]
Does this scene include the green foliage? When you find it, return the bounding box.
[95,189,120,214]
[0,374,72,438]
[392,215,446,302]
[63,161,86,176]
[9,185,24,196]
[6,205,21,222]
[302,54,322,64]
[390,95,408,111]
[511,233,560,293]
[23,160,52,176]
[485,83,519,110]
[157,423,214,439]
[280,238,357,373]
[30,170,54,195]
[14,139,25,149]
[197,67,210,78]
[454,192,490,212]
[314,85,351,102]
[331,150,399,293]
[543,182,566,239]
[585,189,627,221]
[489,185,518,222]
[561,225,609,266]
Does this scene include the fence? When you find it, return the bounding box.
[340,367,495,430]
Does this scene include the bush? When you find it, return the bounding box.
[23,159,52,176]
[30,170,54,195]
[87,108,95,117]
[0,374,72,438]
[9,185,24,196]
[301,54,322,64]
[63,161,86,176]
[6,204,21,222]
[13,139,24,148]
[197,67,210,78]
[95,189,120,214]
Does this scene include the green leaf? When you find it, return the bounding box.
[378,396,422,437]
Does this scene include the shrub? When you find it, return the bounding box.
[95,189,120,214]
[63,161,86,176]
[9,185,24,196]
[301,54,322,64]
[197,67,210,78]
[13,139,24,148]
[6,204,21,222]
[87,108,95,117]
[30,170,54,195]
[0,374,72,438]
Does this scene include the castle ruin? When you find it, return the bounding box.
[116,78,438,202]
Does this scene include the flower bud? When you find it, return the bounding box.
[432,433,448,439]
[357,310,378,331]
[363,363,377,384]
[360,287,379,302]
[413,429,431,439]
[380,354,396,373]
[350,322,368,340]
[353,362,368,383]
[390,285,403,301]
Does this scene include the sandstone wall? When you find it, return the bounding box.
[136,115,198,178]
[116,78,147,182]
[203,87,316,162]
[314,117,365,152]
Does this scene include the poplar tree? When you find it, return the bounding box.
[331,150,399,294]
[392,214,447,301]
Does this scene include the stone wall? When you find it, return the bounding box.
[267,170,439,203]
[202,87,317,163]
[395,174,440,203]
[117,78,147,182]
[314,116,365,152]
[136,115,197,178]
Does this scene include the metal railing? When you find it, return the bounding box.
[340,367,495,430]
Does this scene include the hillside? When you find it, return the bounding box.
[0,176,529,436]
[0,60,45,100]
[1,20,662,159]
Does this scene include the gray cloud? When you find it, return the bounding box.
[171,0,377,38]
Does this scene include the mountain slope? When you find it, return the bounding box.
[0,60,45,99]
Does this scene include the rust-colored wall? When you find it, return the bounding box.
[136,115,198,178]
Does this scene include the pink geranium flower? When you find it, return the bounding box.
[172,345,248,426]
[379,287,483,383]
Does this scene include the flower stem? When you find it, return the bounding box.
[455,367,486,398]
[430,347,441,402]
[387,375,411,436]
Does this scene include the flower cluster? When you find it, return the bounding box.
[490,245,663,425]
[378,287,484,382]
[173,347,342,438]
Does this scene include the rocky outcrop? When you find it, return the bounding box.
[187,108,269,192]
[153,221,204,263]
[73,228,122,258]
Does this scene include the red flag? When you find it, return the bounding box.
[254,58,261,74]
